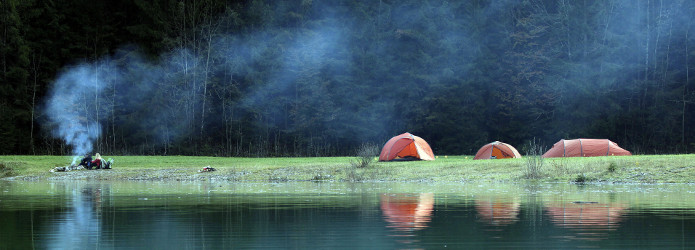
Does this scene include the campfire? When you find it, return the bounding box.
[50,156,113,172]
[50,156,85,172]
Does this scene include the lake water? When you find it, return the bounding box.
[1,181,694,249]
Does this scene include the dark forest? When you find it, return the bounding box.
[1,0,694,156]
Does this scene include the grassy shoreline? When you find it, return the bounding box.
[1,154,694,183]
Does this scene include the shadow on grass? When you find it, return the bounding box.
[0,162,17,177]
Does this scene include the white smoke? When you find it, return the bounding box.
[44,65,112,156]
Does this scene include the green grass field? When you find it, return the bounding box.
[1,154,694,183]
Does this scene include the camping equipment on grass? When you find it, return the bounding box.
[473,141,522,160]
[542,139,631,158]
[379,132,435,161]
[199,166,216,172]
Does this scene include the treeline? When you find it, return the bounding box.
[1,0,694,156]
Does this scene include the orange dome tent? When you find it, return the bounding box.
[379,132,435,161]
[474,141,521,160]
[542,139,631,158]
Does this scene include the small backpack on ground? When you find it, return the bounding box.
[102,158,114,169]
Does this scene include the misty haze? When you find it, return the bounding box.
[4,2,695,249]
[2,0,694,157]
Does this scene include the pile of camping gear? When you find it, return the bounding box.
[51,155,114,172]
[198,166,216,172]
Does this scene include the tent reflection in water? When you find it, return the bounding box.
[380,193,434,232]
[542,139,631,158]
[473,141,521,160]
[474,197,520,225]
[545,202,628,235]
[379,132,435,161]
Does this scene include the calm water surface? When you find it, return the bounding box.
[1,181,694,249]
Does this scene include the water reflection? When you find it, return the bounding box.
[545,201,627,240]
[46,183,109,249]
[380,193,434,234]
[1,181,694,249]
[474,197,520,226]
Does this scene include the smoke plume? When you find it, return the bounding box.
[44,65,109,156]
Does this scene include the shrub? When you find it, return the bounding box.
[550,157,569,175]
[524,138,545,179]
[350,143,379,169]
[574,174,587,183]
[0,162,15,178]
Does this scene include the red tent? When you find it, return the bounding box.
[542,139,631,158]
[474,141,521,160]
[379,132,435,161]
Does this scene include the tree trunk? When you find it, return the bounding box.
[653,0,662,82]
[561,0,571,60]
[684,23,689,150]
[662,2,673,84]
[30,52,41,155]
[112,69,116,154]
[200,12,214,137]
[644,0,650,82]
